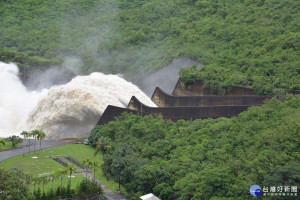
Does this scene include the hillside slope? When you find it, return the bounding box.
[0,0,299,91]
[89,95,300,199]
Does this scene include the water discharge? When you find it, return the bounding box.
[0,61,155,139]
[0,62,47,137]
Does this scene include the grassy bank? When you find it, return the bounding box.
[0,144,123,193]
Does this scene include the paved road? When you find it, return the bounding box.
[0,139,67,163]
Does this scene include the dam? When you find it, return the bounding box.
[97,78,272,125]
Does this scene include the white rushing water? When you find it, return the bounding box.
[0,61,155,139]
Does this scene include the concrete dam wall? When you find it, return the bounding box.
[97,97,252,125]
[127,96,251,119]
[151,87,271,107]
[97,105,138,125]
[97,77,270,126]
[172,78,255,96]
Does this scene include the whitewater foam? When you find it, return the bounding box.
[1,62,155,139]
[27,72,156,139]
[0,62,47,137]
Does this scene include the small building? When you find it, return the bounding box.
[140,193,160,200]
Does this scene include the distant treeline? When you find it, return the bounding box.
[89,95,300,199]
[0,0,299,90]
[0,48,60,81]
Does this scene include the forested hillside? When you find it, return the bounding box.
[0,0,299,92]
[89,96,300,199]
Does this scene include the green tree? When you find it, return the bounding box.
[40,174,49,194]
[20,130,28,141]
[0,138,5,150]
[46,188,55,200]
[82,157,92,180]
[30,130,39,153]
[57,168,68,191]
[76,179,103,197]
[0,168,33,200]
[7,135,23,147]
[33,176,41,194]
[35,187,41,200]
[20,131,30,153]
[263,163,300,187]
[55,186,61,197]
[90,94,300,198]
[135,165,173,194]
[91,161,100,183]
[94,136,111,158]
[153,183,174,200]
[101,159,112,181]
[37,130,46,151]
[50,171,59,193]
[111,144,135,190]
[66,164,77,189]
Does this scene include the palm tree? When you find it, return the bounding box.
[33,176,41,194]
[28,132,31,153]
[58,168,68,190]
[94,136,110,158]
[37,130,46,151]
[66,164,77,189]
[40,174,49,194]
[31,130,39,153]
[20,131,30,153]
[91,161,100,183]
[82,158,92,180]
[20,130,28,140]
[50,171,59,193]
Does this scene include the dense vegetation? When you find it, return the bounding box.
[89,95,300,199]
[0,49,60,81]
[32,179,102,200]
[0,168,34,200]
[0,167,102,200]
[0,0,299,91]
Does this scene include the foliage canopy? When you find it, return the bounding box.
[0,0,299,92]
[90,96,300,199]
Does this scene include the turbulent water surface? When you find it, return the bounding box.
[0,62,155,139]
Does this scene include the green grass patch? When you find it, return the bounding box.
[0,141,15,150]
[0,144,124,193]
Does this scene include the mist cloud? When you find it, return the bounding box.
[138,57,202,96]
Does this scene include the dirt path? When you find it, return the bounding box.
[79,171,128,200]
